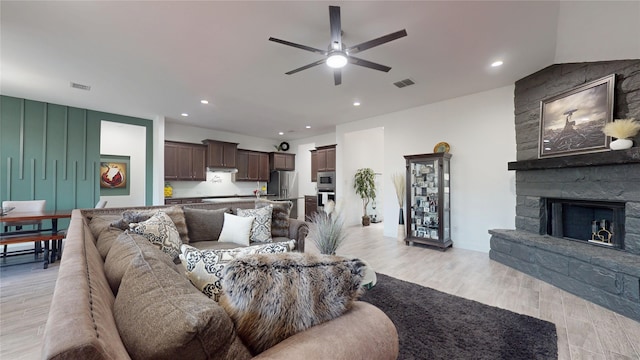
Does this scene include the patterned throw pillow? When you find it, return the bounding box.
[129,211,182,261]
[218,213,254,246]
[255,199,292,238]
[179,240,295,301]
[237,205,272,243]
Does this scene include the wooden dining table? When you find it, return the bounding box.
[0,210,72,269]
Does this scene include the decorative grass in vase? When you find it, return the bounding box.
[308,201,346,255]
[602,118,640,150]
[391,172,405,225]
[602,118,640,139]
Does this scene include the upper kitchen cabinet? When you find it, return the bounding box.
[270,152,295,171]
[316,145,336,172]
[310,150,318,182]
[236,149,269,181]
[202,139,238,169]
[164,141,206,181]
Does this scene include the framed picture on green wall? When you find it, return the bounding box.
[100,155,130,195]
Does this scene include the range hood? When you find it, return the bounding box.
[206,167,238,173]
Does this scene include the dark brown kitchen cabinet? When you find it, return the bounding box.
[316,144,336,172]
[258,152,269,181]
[310,150,318,182]
[164,142,179,180]
[236,150,270,181]
[202,139,238,169]
[164,141,206,181]
[270,152,295,171]
[305,195,318,221]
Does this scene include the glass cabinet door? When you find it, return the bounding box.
[404,152,452,250]
[409,159,439,240]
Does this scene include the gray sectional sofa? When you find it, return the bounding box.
[41,200,399,359]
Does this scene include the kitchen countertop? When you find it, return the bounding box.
[166,195,302,203]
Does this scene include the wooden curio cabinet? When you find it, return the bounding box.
[404,152,452,250]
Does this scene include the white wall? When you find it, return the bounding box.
[315,85,517,253]
[341,127,385,226]
[100,121,147,207]
[555,1,640,63]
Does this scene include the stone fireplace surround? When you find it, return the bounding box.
[489,60,640,322]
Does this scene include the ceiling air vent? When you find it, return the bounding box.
[393,78,415,88]
[70,82,91,91]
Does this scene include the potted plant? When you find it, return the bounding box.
[354,168,376,226]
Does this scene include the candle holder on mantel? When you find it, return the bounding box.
[588,220,613,246]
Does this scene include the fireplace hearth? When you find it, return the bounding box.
[489,60,640,322]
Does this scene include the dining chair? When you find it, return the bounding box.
[2,200,47,258]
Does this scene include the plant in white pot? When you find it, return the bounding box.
[354,168,376,226]
[602,118,640,150]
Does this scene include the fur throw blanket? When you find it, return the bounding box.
[219,252,365,354]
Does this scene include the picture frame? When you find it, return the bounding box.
[538,74,615,158]
[100,155,130,195]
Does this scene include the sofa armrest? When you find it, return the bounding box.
[288,218,308,252]
[252,301,398,360]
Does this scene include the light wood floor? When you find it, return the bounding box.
[1,223,639,359]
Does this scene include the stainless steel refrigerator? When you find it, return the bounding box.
[267,171,298,218]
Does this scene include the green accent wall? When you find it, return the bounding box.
[0,95,154,218]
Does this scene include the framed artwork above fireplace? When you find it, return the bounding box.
[538,74,615,158]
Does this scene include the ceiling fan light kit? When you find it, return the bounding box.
[326,52,348,68]
[269,5,407,85]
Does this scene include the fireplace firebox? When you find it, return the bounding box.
[545,198,625,249]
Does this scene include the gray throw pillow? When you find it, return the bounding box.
[255,199,291,238]
[183,207,230,241]
[109,206,190,244]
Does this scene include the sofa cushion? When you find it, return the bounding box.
[110,205,189,244]
[114,243,252,360]
[255,199,291,238]
[237,205,272,243]
[218,213,253,247]
[219,252,365,355]
[129,211,182,261]
[88,214,122,239]
[179,240,295,301]
[183,207,230,241]
[104,232,180,294]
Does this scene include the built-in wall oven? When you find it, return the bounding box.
[317,191,336,212]
[317,171,335,192]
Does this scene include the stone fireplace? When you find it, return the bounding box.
[489,60,640,322]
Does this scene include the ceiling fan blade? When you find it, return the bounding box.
[334,69,342,86]
[269,37,326,55]
[346,29,407,54]
[285,59,327,75]
[348,56,392,72]
[329,6,342,51]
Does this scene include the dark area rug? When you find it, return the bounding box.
[360,273,557,360]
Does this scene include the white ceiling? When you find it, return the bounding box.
[1,1,565,140]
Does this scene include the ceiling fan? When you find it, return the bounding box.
[269,5,407,86]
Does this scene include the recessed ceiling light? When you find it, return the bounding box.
[200,100,209,104]
[278,132,284,135]
[353,101,361,106]
[305,125,311,129]
[491,60,504,67]
[181,113,189,117]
